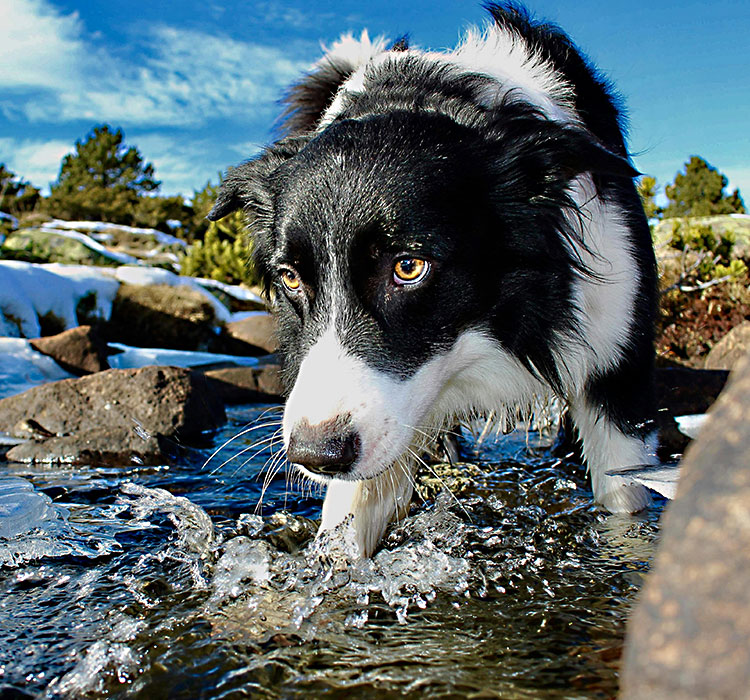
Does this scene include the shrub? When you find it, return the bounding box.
[180,211,258,286]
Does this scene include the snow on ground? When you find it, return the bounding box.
[0,262,120,337]
[45,220,187,247]
[112,266,233,323]
[0,212,19,228]
[107,343,260,370]
[0,261,259,338]
[0,338,75,400]
[39,223,141,265]
[195,277,265,306]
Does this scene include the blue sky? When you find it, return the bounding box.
[1,0,748,205]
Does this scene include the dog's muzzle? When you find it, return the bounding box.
[286,416,361,477]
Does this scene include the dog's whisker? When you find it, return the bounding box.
[201,419,283,471]
[232,434,285,479]
[208,429,281,476]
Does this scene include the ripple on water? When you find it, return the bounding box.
[0,407,662,699]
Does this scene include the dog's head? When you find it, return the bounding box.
[210,106,636,484]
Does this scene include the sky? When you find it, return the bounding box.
[1,0,749,205]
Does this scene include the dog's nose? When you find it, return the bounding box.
[287,419,360,476]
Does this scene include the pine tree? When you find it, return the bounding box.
[663,156,746,218]
[45,125,160,224]
[637,175,661,220]
[0,164,40,216]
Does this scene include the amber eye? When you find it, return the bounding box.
[280,268,301,291]
[393,257,430,285]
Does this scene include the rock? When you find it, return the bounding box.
[654,366,729,460]
[29,325,109,375]
[105,283,218,352]
[704,321,750,371]
[621,350,750,699]
[653,214,750,257]
[0,366,225,466]
[225,313,277,354]
[104,284,267,356]
[5,427,165,467]
[201,359,283,404]
[0,228,120,266]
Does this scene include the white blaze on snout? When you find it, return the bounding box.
[282,324,410,481]
[283,325,509,483]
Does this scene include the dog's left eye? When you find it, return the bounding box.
[393,257,430,286]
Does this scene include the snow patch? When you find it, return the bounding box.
[0,337,75,399]
[44,219,188,247]
[39,223,141,265]
[0,211,19,228]
[107,342,260,369]
[0,261,233,338]
[0,261,120,337]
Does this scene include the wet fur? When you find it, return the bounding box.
[210,3,659,556]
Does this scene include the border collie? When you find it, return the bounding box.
[210,3,658,557]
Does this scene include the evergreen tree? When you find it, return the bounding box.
[664,156,746,218]
[637,175,661,220]
[45,125,160,224]
[0,164,40,216]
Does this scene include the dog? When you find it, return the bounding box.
[209,3,659,557]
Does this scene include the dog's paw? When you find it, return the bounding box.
[595,478,652,514]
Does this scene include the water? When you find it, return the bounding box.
[0,405,662,698]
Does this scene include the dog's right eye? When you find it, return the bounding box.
[280,268,301,292]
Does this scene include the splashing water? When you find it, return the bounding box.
[0,404,662,698]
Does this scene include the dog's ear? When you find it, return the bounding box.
[487,112,638,209]
[550,126,639,181]
[280,31,391,136]
[207,136,308,222]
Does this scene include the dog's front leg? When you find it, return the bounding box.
[570,399,655,513]
[319,466,415,558]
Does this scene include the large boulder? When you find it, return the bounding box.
[0,228,120,266]
[704,321,750,371]
[29,325,109,375]
[0,366,225,465]
[621,351,750,699]
[105,283,218,351]
[104,283,267,356]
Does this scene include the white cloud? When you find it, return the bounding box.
[0,138,73,193]
[0,0,310,128]
[0,0,85,92]
[133,134,219,197]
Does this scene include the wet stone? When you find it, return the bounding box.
[622,350,750,699]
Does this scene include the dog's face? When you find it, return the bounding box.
[269,114,502,482]
[210,108,636,484]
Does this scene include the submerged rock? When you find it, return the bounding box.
[0,366,225,465]
[622,350,750,699]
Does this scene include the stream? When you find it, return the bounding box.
[0,404,662,698]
